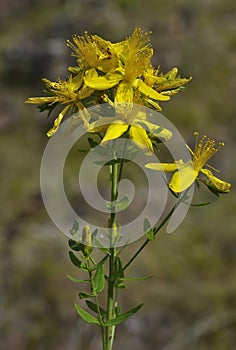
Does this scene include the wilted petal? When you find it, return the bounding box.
[201,168,231,193]
[47,105,70,137]
[135,79,170,101]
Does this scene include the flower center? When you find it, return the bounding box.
[193,132,224,171]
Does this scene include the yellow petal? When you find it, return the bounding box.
[145,163,179,172]
[136,120,172,142]
[115,82,133,103]
[135,79,170,101]
[25,97,56,104]
[47,105,70,137]
[169,162,198,193]
[201,168,231,193]
[101,121,129,143]
[88,117,117,133]
[129,125,153,151]
[84,68,122,90]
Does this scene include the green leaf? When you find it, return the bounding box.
[106,196,130,211]
[70,220,79,236]
[74,303,101,326]
[88,137,99,148]
[89,254,109,272]
[69,251,87,270]
[114,257,125,288]
[66,274,89,283]
[68,239,83,251]
[121,274,155,281]
[143,218,155,241]
[93,264,105,294]
[94,158,131,166]
[86,300,106,316]
[104,303,144,326]
[79,291,95,299]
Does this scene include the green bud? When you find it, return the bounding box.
[82,225,93,257]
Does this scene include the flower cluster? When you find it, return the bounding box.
[25,28,190,145]
[25,28,230,194]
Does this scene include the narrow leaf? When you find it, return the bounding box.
[68,239,83,251]
[88,137,99,148]
[93,264,105,294]
[79,291,95,299]
[104,303,144,326]
[69,251,87,270]
[86,300,106,316]
[121,274,155,281]
[66,274,89,283]
[74,303,101,326]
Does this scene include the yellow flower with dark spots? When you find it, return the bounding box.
[83,28,170,105]
[67,32,120,74]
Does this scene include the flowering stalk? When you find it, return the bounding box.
[106,162,118,350]
[25,27,231,350]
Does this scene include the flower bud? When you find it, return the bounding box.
[82,225,93,257]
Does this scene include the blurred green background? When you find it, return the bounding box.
[0,0,235,349]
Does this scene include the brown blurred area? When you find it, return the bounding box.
[0,0,236,349]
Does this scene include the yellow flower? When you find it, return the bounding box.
[87,101,172,152]
[67,32,120,74]
[25,75,93,136]
[83,28,170,105]
[145,132,231,193]
[143,66,192,110]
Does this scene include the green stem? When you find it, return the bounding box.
[106,161,118,350]
[123,204,177,271]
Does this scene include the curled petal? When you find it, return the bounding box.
[25,96,56,104]
[135,79,170,101]
[201,168,231,193]
[47,105,70,137]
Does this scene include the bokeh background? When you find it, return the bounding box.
[1,0,236,349]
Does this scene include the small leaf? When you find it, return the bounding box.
[93,264,105,294]
[89,254,109,272]
[86,300,106,316]
[69,251,87,270]
[104,303,144,326]
[66,274,89,283]
[106,196,130,211]
[74,303,101,326]
[121,275,155,281]
[88,137,99,148]
[114,257,125,288]
[143,218,155,241]
[79,291,95,299]
[68,239,83,251]
[70,220,79,236]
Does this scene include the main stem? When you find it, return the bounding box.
[105,161,118,350]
